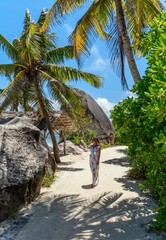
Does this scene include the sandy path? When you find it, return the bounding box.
[2,146,165,240]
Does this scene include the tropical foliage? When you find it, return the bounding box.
[68,130,96,146]
[44,0,163,86]
[0,9,102,165]
[111,12,166,230]
[67,116,96,145]
[42,173,56,187]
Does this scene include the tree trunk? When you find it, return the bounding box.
[115,0,141,83]
[62,130,66,155]
[33,80,61,166]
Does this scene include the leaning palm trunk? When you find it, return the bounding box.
[115,0,141,83]
[34,80,60,167]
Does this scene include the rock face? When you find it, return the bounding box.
[75,89,114,143]
[58,140,87,155]
[0,117,47,221]
[0,112,46,130]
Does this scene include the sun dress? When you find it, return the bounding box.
[89,145,100,185]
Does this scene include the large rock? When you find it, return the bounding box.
[0,117,47,221]
[0,112,46,130]
[58,140,87,155]
[75,89,114,143]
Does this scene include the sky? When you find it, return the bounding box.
[0,0,165,116]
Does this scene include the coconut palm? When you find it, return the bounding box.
[39,0,163,87]
[0,9,102,166]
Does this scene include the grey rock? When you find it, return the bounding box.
[0,112,46,130]
[0,237,6,240]
[0,229,4,236]
[0,117,47,221]
[79,139,87,149]
[58,140,85,155]
[74,89,114,143]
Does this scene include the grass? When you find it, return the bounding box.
[42,173,56,187]
[100,141,111,149]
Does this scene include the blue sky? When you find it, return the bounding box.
[0,0,165,116]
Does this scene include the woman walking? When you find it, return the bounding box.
[89,138,101,188]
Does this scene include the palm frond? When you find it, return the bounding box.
[0,70,27,112]
[37,8,48,28]
[23,9,32,33]
[106,17,128,89]
[42,96,55,113]
[12,38,20,49]
[69,0,114,62]
[45,45,75,64]
[43,64,102,88]
[18,82,36,111]
[48,81,84,120]
[19,23,43,64]
[38,70,84,119]
[0,34,18,61]
[32,90,55,115]
[0,63,26,77]
[125,0,163,48]
[40,0,87,33]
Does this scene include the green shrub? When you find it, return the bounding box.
[67,115,97,146]
[67,134,81,145]
[42,173,56,187]
[100,141,111,149]
[68,130,96,146]
[111,12,166,230]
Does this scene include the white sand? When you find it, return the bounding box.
[2,146,165,240]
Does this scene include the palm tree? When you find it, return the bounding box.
[40,0,163,87]
[0,9,102,166]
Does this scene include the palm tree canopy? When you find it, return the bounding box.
[0,9,102,118]
[40,0,163,87]
[71,0,163,86]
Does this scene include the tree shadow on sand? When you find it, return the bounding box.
[103,156,131,167]
[58,162,74,166]
[13,192,159,240]
[114,175,143,193]
[81,184,93,189]
[58,167,84,172]
[116,148,128,154]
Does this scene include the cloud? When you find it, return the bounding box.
[63,24,74,35]
[84,45,109,73]
[96,97,116,117]
[125,91,137,98]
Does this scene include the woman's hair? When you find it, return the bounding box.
[92,137,100,145]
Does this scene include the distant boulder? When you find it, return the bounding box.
[0,117,47,221]
[75,89,114,143]
[58,140,87,155]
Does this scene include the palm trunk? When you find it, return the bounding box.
[34,80,60,167]
[115,0,141,83]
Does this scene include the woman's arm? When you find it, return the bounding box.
[97,146,101,165]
